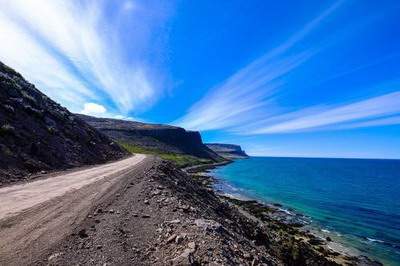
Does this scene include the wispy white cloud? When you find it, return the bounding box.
[175,51,314,130]
[244,91,400,134]
[174,1,343,131]
[81,102,107,116]
[0,0,167,114]
[330,115,400,131]
[122,1,137,12]
[80,102,137,121]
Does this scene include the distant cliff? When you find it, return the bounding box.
[78,115,222,162]
[206,143,249,159]
[0,62,127,184]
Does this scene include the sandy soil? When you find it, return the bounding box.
[0,154,148,265]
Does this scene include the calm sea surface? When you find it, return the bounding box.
[211,157,400,265]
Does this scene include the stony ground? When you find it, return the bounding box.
[40,160,381,266]
[43,160,276,265]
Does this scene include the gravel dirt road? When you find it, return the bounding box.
[0,155,148,265]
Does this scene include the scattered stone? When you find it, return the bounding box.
[194,219,222,233]
[178,204,190,212]
[78,229,88,238]
[152,189,162,196]
[108,209,115,214]
[144,200,149,205]
[243,252,252,260]
[326,236,332,242]
[171,248,194,265]
[118,227,127,235]
[142,214,151,218]
[188,242,196,250]
[168,219,181,224]
[3,104,15,113]
[96,245,103,249]
[167,234,177,243]
[48,252,63,262]
[175,235,183,244]
[309,237,324,246]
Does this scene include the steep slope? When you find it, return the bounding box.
[206,143,249,159]
[77,114,222,161]
[0,62,127,184]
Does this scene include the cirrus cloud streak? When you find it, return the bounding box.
[174,1,344,131]
[0,0,166,114]
[242,91,400,134]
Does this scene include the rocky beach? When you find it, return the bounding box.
[186,161,383,266]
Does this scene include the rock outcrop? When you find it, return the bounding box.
[206,143,249,159]
[78,114,222,161]
[0,62,127,184]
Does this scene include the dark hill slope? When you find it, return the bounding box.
[77,114,222,161]
[0,62,127,184]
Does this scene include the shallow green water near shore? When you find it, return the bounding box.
[211,157,400,265]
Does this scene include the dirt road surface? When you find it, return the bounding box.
[0,154,149,265]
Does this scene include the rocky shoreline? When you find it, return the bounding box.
[189,162,383,266]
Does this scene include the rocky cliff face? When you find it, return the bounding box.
[206,143,249,159]
[0,62,127,184]
[78,115,222,161]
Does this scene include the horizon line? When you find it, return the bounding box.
[247,155,400,160]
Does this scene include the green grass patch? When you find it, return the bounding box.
[119,142,213,168]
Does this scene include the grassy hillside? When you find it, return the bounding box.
[119,142,214,168]
[78,114,223,162]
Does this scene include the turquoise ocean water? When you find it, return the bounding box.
[211,157,400,265]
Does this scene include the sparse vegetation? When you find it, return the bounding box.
[0,123,15,136]
[0,145,13,157]
[119,142,213,168]
[21,90,37,105]
[47,126,57,135]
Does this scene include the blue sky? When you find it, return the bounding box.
[1,0,399,158]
